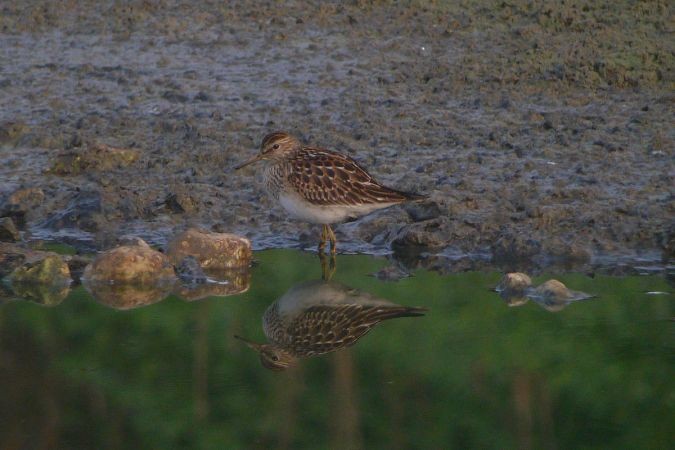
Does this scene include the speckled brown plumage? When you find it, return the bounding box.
[264,301,427,357]
[282,147,418,206]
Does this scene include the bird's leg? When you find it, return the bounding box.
[318,251,336,281]
[329,252,336,277]
[327,224,337,254]
[318,224,328,254]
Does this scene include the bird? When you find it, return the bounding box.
[235,131,425,254]
[234,279,427,370]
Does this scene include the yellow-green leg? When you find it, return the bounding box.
[318,224,329,253]
[326,224,337,254]
[319,251,336,281]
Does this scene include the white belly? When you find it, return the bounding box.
[278,192,395,224]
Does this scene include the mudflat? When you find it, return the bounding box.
[0,1,672,272]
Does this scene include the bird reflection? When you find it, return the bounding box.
[236,279,427,370]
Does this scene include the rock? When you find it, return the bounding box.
[47,142,140,175]
[533,279,582,300]
[495,272,532,307]
[495,272,532,292]
[9,282,70,306]
[0,243,50,277]
[83,238,176,284]
[166,228,252,269]
[83,237,176,304]
[9,254,71,285]
[0,217,20,242]
[174,268,250,301]
[85,281,173,310]
[529,279,594,312]
[500,293,529,307]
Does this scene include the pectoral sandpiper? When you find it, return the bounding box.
[235,131,424,253]
[235,279,427,370]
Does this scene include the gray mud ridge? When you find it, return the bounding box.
[0,1,673,273]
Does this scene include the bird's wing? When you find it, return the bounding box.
[287,304,426,356]
[287,147,416,206]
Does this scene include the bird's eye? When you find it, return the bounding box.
[272,355,279,361]
[272,144,280,150]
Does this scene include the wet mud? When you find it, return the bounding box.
[0,1,673,273]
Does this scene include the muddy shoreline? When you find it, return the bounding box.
[1,1,673,274]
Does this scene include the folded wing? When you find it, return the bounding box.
[288,148,419,206]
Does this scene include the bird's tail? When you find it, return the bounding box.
[390,188,427,202]
[404,192,428,202]
[371,306,428,321]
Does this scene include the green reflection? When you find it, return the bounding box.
[0,249,672,449]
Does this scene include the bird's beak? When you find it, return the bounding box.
[234,154,263,170]
[234,335,263,352]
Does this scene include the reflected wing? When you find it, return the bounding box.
[287,304,426,356]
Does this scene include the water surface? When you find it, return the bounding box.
[1,250,673,449]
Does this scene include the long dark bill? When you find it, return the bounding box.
[234,154,263,170]
[233,335,263,351]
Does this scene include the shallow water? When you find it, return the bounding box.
[1,249,673,449]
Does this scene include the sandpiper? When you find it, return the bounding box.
[235,279,427,370]
[235,131,424,253]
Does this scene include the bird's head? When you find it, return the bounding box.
[234,335,296,371]
[234,131,302,170]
